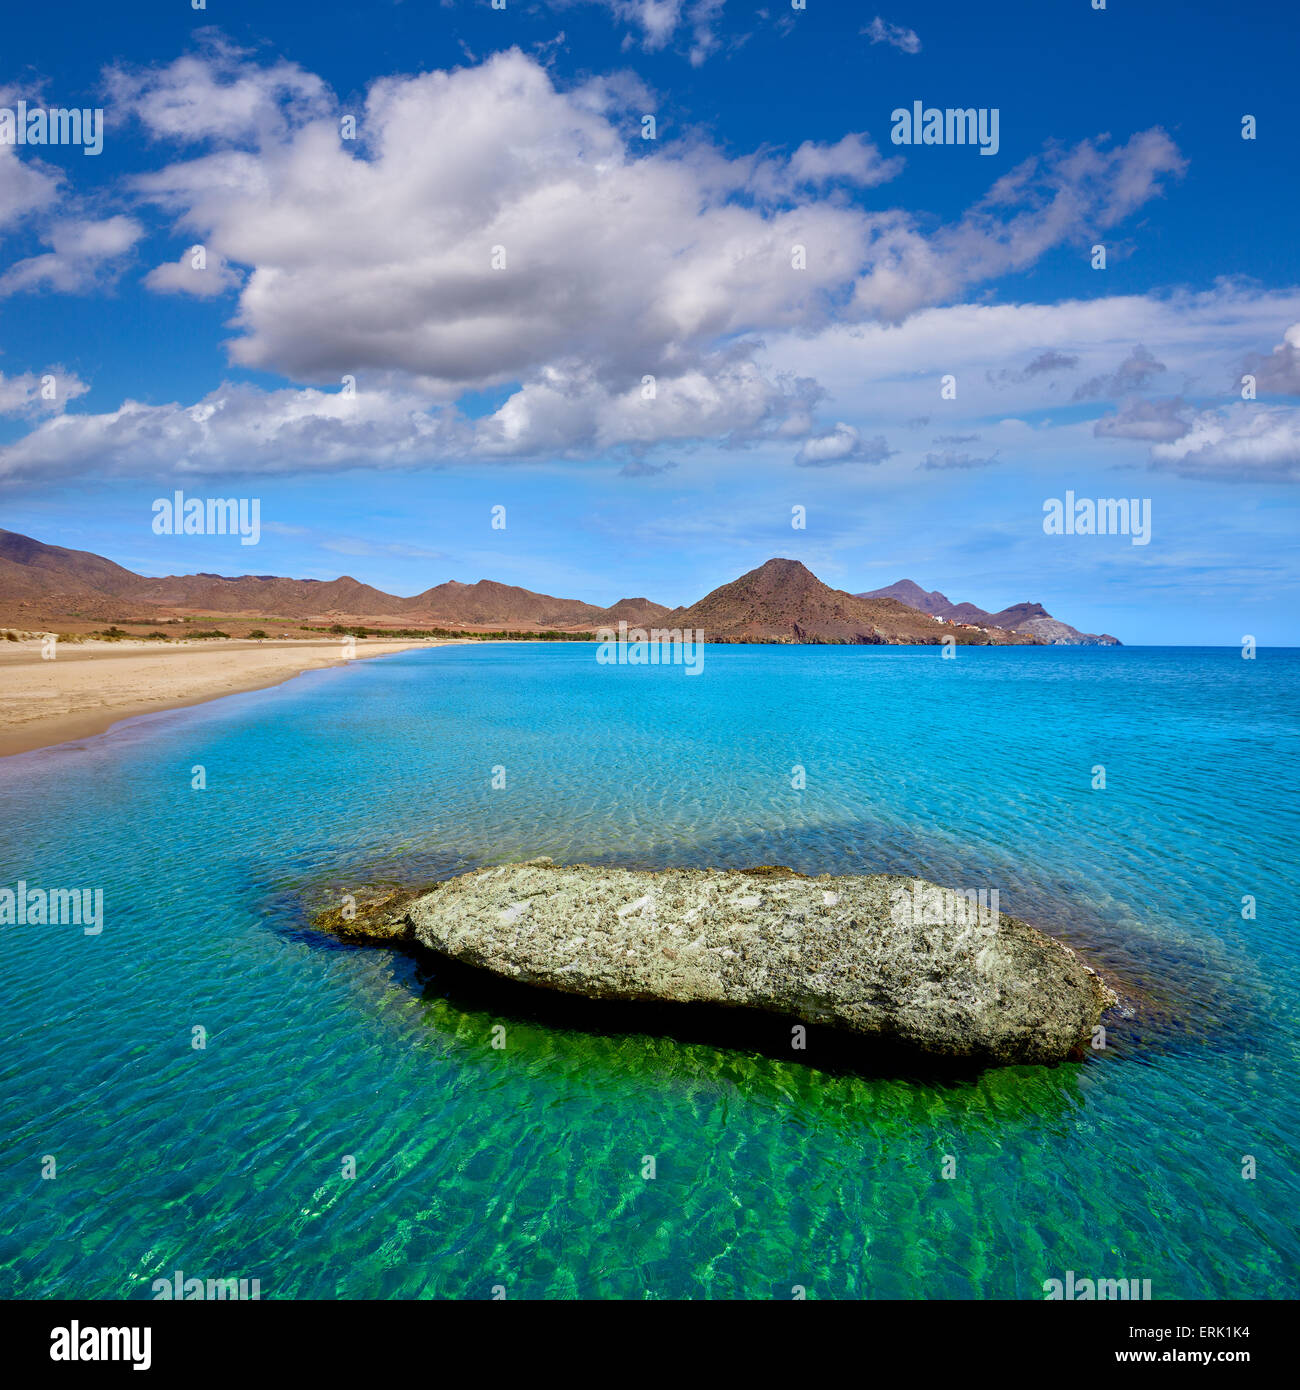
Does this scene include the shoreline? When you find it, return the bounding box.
[0,637,449,760]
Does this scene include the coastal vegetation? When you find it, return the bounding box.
[311,623,596,641]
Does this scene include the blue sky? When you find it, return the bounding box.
[1,0,1296,642]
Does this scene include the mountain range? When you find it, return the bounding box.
[0,529,1118,645]
[856,579,1119,645]
[660,559,1032,644]
[0,529,668,632]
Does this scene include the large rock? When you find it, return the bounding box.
[386,862,1115,1065]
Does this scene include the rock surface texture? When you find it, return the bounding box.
[367,862,1116,1064]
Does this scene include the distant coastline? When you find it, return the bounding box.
[1,528,1120,648]
[0,528,1129,757]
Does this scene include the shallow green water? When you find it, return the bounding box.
[0,643,1295,1298]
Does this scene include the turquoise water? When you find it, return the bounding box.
[0,643,1297,1299]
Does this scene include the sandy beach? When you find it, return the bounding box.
[0,637,441,759]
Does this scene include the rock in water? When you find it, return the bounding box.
[398,863,1115,1065]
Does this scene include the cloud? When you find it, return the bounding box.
[20,284,1288,485]
[862,17,922,54]
[0,48,1192,479]
[0,363,822,482]
[125,51,1178,442]
[0,382,458,483]
[0,215,143,296]
[786,133,903,188]
[143,247,243,298]
[555,1,726,64]
[682,0,727,65]
[1072,344,1167,400]
[128,51,888,406]
[1023,349,1079,377]
[481,358,823,456]
[1242,322,1300,395]
[921,449,998,470]
[762,285,1300,418]
[619,458,678,477]
[988,348,1080,387]
[105,36,331,145]
[851,131,1186,321]
[1149,405,1300,482]
[0,368,89,417]
[0,146,61,235]
[0,83,65,235]
[0,83,136,297]
[795,423,893,467]
[1093,396,1191,443]
[608,1,689,51]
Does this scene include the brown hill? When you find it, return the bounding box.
[664,559,1036,645]
[0,557,129,625]
[0,533,163,623]
[0,531,144,598]
[587,597,672,628]
[983,601,1051,629]
[0,528,657,632]
[860,579,952,616]
[404,579,601,627]
[126,572,411,618]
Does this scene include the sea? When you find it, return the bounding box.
[0,642,1296,1299]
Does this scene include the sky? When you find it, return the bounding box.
[0,0,1296,643]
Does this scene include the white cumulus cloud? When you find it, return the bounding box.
[863,18,922,55]
[0,47,1194,480]
[1149,405,1300,483]
[0,215,143,297]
